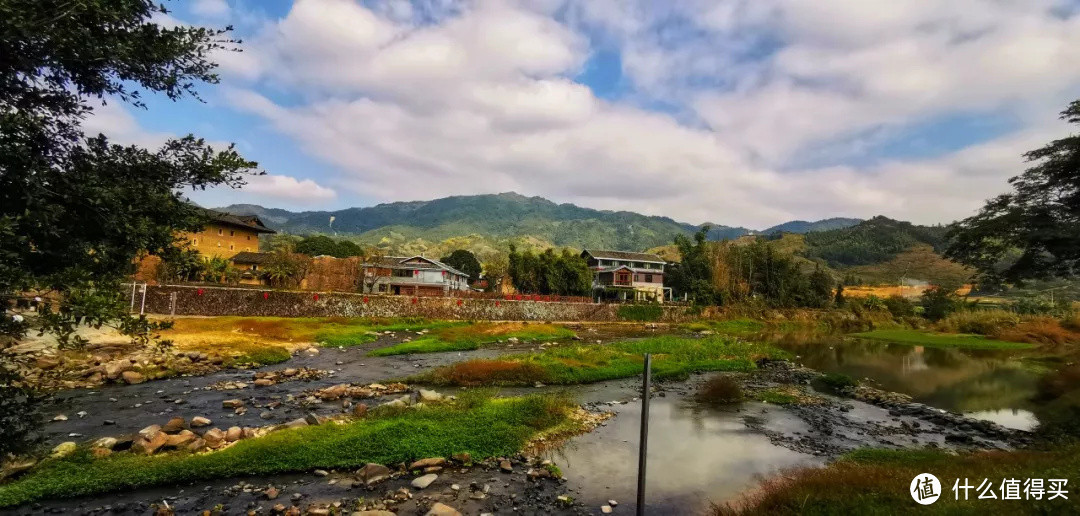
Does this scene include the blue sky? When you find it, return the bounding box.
[90,0,1080,228]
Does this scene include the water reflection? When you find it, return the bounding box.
[769,333,1040,430]
[547,397,820,515]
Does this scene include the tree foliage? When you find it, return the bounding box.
[947,100,1080,282]
[440,250,482,281]
[803,216,948,267]
[0,1,252,454]
[507,246,591,295]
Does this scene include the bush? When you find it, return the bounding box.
[881,296,916,318]
[936,309,1019,335]
[814,372,857,394]
[695,375,743,404]
[994,317,1078,346]
[430,360,552,386]
[920,285,962,321]
[617,304,664,322]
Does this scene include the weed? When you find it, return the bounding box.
[813,373,857,394]
[369,323,573,356]
[617,304,664,322]
[695,375,744,404]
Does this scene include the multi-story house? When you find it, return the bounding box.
[362,255,472,296]
[181,209,276,258]
[580,249,670,302]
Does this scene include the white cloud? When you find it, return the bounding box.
[241,174,338,203]
[192,0,230,18]
[212,0,1080,228]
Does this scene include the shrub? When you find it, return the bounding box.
[920,285,962,321]
[1062,312,1080,332]
[617,304,664,322]
[695,375,743,404]
[936,309,1019,335]
[881,296,916,318]
[994,317,1078,346]
[814,372,857,394]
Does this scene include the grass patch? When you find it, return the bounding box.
[696,375,744,404]
[756,387,802,405]
[163,316,459,351]
[851,329,1034,350]
[368,323,574,356]
[413,335,787,386]
[617,304,664,322]
[719,445,1080,515]
[0,393,574,508]
[179,339,291,367]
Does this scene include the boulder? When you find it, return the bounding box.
[304,413,321,426]
[51,441,77,458]
[134,432,168,454]
[409,457,446,470]
[357,463,391,486]
[411,473,438,489]
[190,416,212,427]
[223,399,244,409]
[166,430,197,448]
[36,356,61,370]
[254,378,275,387]
[284,418,309,429]
[418,389,442,402]
[202,428,226,447]
[121,371,146,384]
[225,426,243,442]
[139,424,162,440]
[424,503,462,516]
[186,438,206,452]
[161,417,187,433]
[92,437,119,450]
[499,460,513,473]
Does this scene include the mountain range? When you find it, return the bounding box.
[217,192,861,253]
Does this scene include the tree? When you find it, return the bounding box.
[920,282,963,321]
[295,235,364,258]
[947,100,1080,282]
[262,248,311,288]
[0,1,252,455]
[481,255,509,292]
[665,227,716,304]
[834,283,846,306]
[807,266,835,308]
[440,250,482,281]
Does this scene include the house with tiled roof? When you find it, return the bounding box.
[181,208,276,259]
[361,255,472,296]
[580,249,671,302]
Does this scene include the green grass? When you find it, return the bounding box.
[757,388,801,405]
[412,335,788,386]
[721,445,1080,515]
[682,319,766,335]
[368,323,574,356]
[851,329,1035,350]
[316,318,463,348]
[0,393,573,508]
[231,345,291,366]
[617,304,664,322]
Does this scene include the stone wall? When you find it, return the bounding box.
[140,285,693,322]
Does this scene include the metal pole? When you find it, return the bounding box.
[139,283,147,315]
[637,353,651,516]
[130,282,137,312]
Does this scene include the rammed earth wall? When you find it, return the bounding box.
[139,285,694,322]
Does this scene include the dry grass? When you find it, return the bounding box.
[695,375,744,404]
[994,317,1080,347]
[429,360,552,386]
[717,446,1080,515]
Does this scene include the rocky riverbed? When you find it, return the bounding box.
[1,326,1039,515]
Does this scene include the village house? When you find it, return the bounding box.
[181,209,276,259]
[580,249,671,303]
[362,255,472,296]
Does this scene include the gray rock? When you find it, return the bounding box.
[411,473,438,489]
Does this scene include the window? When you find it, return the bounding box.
[229,230,234,236]
[252,265,258,271]
[229,244,234,250]
[392,269,414,278]
[246,235,251,240]
[217,229,222,236]
[191,238,197,245]
[634,274,641,282]
[645,274,653,283]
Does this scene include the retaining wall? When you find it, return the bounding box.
[140,285,694,322]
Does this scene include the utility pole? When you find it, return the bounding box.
[636,353,652,516]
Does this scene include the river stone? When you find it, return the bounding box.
[409,457,446,470]
[134,432,168,454]
[121,371,145,384]
[225,426,243,442]
[418,389,442,402]
[51,442,77,458]
[92,437,118,450]
[499,460,513,473]
[424,503,461,516]
[601,505,613,514]
[202,428,226,447]
[223,399,244,409]
[190,416,212,427]
[161,417,186,433]
[357,463,391,486]
[138,424,162,440]
[353,511,396,516]
[411,473,438,489]
[166,430,197,448]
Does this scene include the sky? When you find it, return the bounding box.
[86,0,1080,229]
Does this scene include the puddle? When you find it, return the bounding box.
[546,397,821,515]
[771,334,1040,428]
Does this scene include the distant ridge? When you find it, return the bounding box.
[216,192,862,252]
